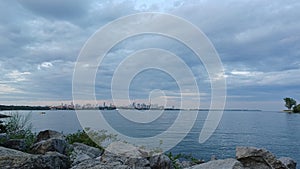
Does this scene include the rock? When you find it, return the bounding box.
[149,154,174,169]
[279,157,297,169]
[71,141,154,169]
[188,158,244,169]
[70,142,103,166]
[177,160,194,168]
[31,130,68,155]
[0,146,70,169]
[37,152,70,169]
[72,142,103,158]
[71,158,151,169]
[35,130,64,143]
[126,157,151,168]
[70,159,101,169]
[106,141,151,158]
[31,138,67,155]
[2,139,26,151]
[71,158,132,169]
[236,147,288,169]
[100,151,151,168]
[176,159,205,168]
[211,155,217,161]
[97,142,172,169]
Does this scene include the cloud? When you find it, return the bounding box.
[0,84,23,94]
[227,68,300,87]
[37,62,53,70]
[5,70,31,82]
[230,71,252,76]
[0,0,299,110]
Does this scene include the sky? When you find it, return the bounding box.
[0,0,300,110]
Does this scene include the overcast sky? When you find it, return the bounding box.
[0,0,300,110]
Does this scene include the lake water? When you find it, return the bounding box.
[1,110,300,164]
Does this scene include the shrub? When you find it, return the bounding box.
[166,152,182,169]
[293,104,300,113]
[283,97,297,110]
[4,112,36,150]
[66,128,117,150]
[166,152,204,169]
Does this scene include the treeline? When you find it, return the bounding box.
[283,98,300,113]
[0,105,50,111]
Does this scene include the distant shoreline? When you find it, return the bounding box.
[0,105,50,111]
[0,105,262,112]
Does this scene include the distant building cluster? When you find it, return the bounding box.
[50,102,101,110]
[119,102,164,110]
[49,101,166,110]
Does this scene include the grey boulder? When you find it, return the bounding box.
[70,142,103,166]
[31,138,67,155]
[149,154,174,169]
[187,158,244,169]
[35,129,65,142]
[236,147,288,169]
[278,157,297,169]
[1,139,26,151]
[71,141,172,169]
[0,146,69,169]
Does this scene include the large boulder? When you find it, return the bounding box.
[35,130,64,142]
[30,129,68,155]
[236,147,288,169]
[278,157,297,169]
[100,151,151,168]
[70,142,103,166]
[0,146,69,169]
[176,160,194,168]
[31,138,67,155]
[103,141,171,168]
[71,158,132,169]
[1,139,26,151]
[187,158,244,169]
[149,154,174,169]
[105,141,151,158]
[72,141,172,169]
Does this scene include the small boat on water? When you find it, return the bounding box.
[40,112,46,115]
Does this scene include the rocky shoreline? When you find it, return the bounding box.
[0,130,297,169]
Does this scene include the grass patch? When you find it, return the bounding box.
[2,112,36,151]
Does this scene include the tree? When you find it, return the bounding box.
[293,104,300,113]
[283,97,297,110]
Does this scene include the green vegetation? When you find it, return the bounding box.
[166,152,203,169]
[2,112,36,151]
[293,104,300,113]
[66,128,117,151]
[283,98,297,110]
[283,97,300,113]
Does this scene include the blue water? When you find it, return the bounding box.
[2,110,300,164]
